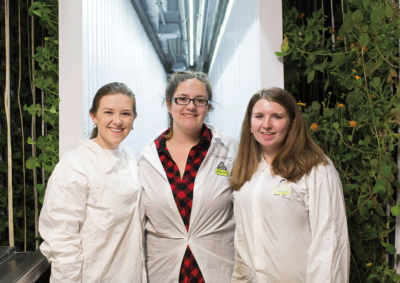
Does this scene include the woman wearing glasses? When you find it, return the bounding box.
[138,71,238,282]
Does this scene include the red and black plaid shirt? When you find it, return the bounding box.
[155,124,212,283]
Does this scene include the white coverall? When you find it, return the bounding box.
[39,139,145,283]
[232,158,350,283]
[138,124,238,283]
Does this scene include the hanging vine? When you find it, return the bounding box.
[278,0,400,281]
[0,0,57,251]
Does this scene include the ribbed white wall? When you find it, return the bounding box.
[208,0,283,139]
[82,0,167,156]
[60,0,167,157]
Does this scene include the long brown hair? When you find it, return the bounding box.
[230,87,327,190]
[164,71,213,140]
[90,82,137,139]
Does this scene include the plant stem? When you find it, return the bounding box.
[4,0,13,247]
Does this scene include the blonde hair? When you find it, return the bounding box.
[89,82,136,139]
[230,87,327,190]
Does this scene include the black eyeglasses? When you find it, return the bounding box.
[171,97,210,107]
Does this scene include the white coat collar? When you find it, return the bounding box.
[256,154,271,174]
[77,138,130,173]
[138,123,227,179]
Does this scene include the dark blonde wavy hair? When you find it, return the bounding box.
[230,87,327,190]
[90,82,137,139]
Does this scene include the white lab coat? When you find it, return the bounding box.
[232,158,350,283]
[138,124,238,283]
[39,139,145,283]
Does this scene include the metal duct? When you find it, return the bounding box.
[156,0,177,63]
[130,0,167,70]
[178,0,189,67]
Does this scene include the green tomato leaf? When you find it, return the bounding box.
[361,25,369,32]
[307,69,315,84]
[385,6,394,18]
[373,180,386,194]
[371,9,384,23]
[312,101,321,111]
[353,10,364,24]
[383,165,392,176]
[323,109,334,117]
[306,53,316,66]
[386,244,396,255]
[26,156,42,169]
[27,137,36,145]
[376,205,386,216]
[359,33,370,47]
[274,51,288,57]
[391,205,400,216]
[364,135,371,146]
[371,77,381,89]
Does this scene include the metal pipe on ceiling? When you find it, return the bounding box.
[197,0,210,71]
[178,0,189,67]
[156,0,177,63]
[130,0,167,68]
[206,0,229,72]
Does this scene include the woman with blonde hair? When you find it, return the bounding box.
[39,82,145,282]
[231,87,350,282]
[138,71,238,282]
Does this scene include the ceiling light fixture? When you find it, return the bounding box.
[189,0,194,66]
[196,0,205,58]
[209,0,234,72]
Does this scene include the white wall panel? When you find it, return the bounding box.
[83,0,167,157]
[208,0,283,140]
[60,0,167,157]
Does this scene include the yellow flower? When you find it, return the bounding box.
[366,263,373,267]
[355,75,361,80]
[370,94,376,99]
[350,43,356,48]
[352,69,357,73]
[310,123,318,131]
[349,121,357,128]
[338,103,345,109]
[297,101,306,107]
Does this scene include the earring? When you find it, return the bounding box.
[94,124,97,128]
[131,126,134,130]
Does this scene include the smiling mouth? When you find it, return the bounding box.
[182,114,197,117]
[109,128,124,133]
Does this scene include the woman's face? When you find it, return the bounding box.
[167,78,209,135]
[250,99,291,158]
[90,93,136,149]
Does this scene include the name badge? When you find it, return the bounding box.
[272,179,290,197]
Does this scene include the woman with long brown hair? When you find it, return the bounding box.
[138,71,238,282]
[231,87,350,282]
[39,82,145,282]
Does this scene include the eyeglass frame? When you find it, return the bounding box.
[171,97,210,107]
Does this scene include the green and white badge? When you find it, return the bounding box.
[272,179,291,197]
[215,162,229,177]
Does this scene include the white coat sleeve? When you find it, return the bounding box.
[39,156,88,283]
[306,166,350,283]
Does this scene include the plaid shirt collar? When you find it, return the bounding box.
[155,124,212,153]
